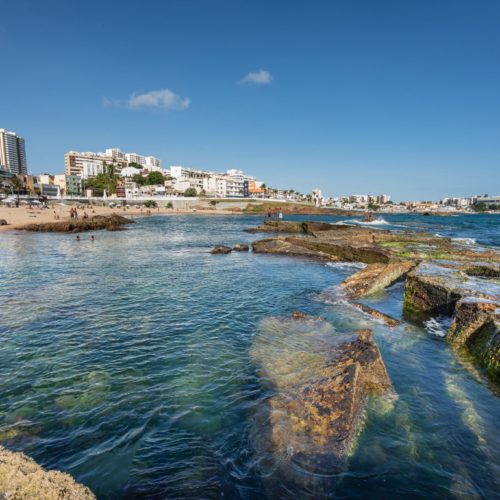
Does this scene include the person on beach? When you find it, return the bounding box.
[278,210,283,220]
[83,211,89,219]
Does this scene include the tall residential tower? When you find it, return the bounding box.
[0,129,27,174]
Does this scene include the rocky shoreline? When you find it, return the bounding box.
[214,219,500,381]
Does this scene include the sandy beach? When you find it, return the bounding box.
[0,204,237,231]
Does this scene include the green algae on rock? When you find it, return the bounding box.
[250,315,395,482]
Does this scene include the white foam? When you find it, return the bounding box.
[326,262,367,271]
[451,237,477,245]
[423,317,450,338]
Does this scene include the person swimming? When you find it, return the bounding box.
[76,235,81,241]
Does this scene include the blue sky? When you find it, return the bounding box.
[1,0,499,200]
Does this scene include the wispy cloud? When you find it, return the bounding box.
[101,96,120,107]
[238,69,273,85]
[127,88,190,110]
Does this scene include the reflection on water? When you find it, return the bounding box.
[0,214,499,498]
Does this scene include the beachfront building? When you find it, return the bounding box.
[0,129,27,175]
[475,195,500,208]
[64,148,160,178]
[64,151,125,177]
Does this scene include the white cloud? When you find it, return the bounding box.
[238,69,273,85]
[127,88,190,110]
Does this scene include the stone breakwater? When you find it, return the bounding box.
[214,219,500,380]
[0,446,95,499]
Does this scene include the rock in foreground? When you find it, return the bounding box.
[251,316,394,479]
[0,445,95,499]
[20,214,133,233]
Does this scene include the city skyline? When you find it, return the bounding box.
[1,0,499,199]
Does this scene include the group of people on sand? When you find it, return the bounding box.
[266,208,284,221]
[69,207,91,220]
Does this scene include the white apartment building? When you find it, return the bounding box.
[0,129,27,174]
[125,153,145,165]
[225,169,256,197]
[105,148,126,161]
[81,160,106,179]
[377,194,391,204]
[145,156,162,168]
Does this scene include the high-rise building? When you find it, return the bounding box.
[0,129,27,174]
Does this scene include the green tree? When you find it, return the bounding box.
[132,174,146,186]
[144,200,157,208]
[183,187,197,197]
[84,173,119,196]
[145,171,165,185]
[473,202,488,212]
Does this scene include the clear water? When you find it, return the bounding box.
[0,213,499,499]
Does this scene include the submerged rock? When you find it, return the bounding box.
[210,245,232,254]
[342,261,416,298]
[20,214,133,233]
[0,445,95,499]
[251,316,394,480]
[351,302,401,326]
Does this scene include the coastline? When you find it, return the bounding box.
[1,204,495,233]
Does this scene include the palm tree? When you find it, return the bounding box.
[9,176,23,205]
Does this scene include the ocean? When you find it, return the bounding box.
[0,213,499,498]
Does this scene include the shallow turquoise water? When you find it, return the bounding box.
[0,214,499,498]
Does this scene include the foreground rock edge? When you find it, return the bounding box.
[0,445,95,499]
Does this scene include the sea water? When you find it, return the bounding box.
[0,213,499,498]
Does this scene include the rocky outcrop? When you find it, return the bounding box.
[252,236,393,264]
[251,316,394,477]
[210,245,232,254]
[19,214,133,233]
[0,219,9,226]
[233,243,249,252]
[0,445,95,499]
[403,262,500,379]
[403,262,499,318]
[245,220,335,234]
[448,298,499,380]
[342,261,417,298]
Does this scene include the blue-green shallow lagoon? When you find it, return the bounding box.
[0,213,499,498]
